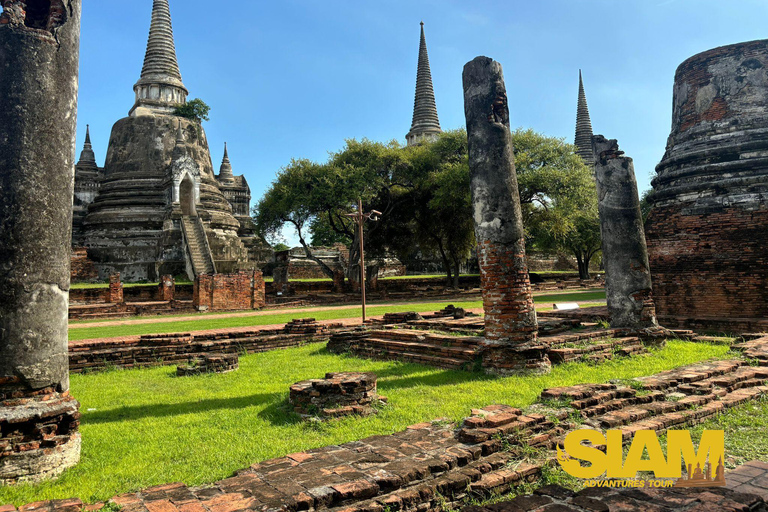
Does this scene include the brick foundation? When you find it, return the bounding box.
[11,347,768,512]
[289,372,385,419]
[177,353,239,377]
[0,389,81,485]
[68,320,341,373]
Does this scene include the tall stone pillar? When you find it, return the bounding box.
[592,136,658,331]
[462,56,549,375]
[0,0,82,483]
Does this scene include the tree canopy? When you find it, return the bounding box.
[254,128,601,283]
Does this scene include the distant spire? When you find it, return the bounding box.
[131,0,189,115]
[575,70,595,167]
[76,124,98,171]
[218,142,235,183]
[406,22,442,146]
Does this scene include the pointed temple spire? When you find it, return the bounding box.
[131,0,189,116]
[219,142,234,183]
[76,124,98,171]
[406,22,442,146]
[575,70,595,167]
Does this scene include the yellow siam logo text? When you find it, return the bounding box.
[556,429,725,481]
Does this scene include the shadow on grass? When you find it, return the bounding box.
[306,345,493,387]
[81,391,285,424]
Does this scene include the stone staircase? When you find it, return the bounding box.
[329,328,483,370]
[181,216,216,276]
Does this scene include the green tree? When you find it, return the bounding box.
[404,130,475,287]
[254,140,414,283]
[511,129,601,280]
[174,98,211,123]
[254,159,340,277]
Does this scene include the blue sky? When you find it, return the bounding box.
[78,0,768,211]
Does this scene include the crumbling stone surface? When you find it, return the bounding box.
[646,39,768,331]
[592,136,658,330]
[70,248,99,282]
[176,353,239,377]
[289,372,385,419]
[462,56,545,375]
[0,0,82,483]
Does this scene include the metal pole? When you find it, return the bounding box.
[358,198,367,324]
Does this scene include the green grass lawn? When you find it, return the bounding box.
[68,290,607,341]
[0,340,729,506]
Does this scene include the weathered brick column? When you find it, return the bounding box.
[108,273,124,304]
[158,274,175,301]
[462,56,549,375]
[592,136,658,330]
[0,0,82,483]
[251,270,266,309]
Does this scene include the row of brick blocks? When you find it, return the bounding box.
[327,325,657,371]
[10,339,768,512]
[68,320,340,373]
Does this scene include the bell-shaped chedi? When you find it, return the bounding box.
[646,39,768,332]
[0,0,83,483]
[83,0,252,281]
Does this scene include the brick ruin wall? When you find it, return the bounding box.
[70,248,98,282]
[193,271,266,311]
[646,204,768,331]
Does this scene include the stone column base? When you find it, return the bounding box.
[0,392,81,485]
[480,343,552,375]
